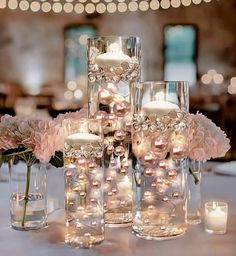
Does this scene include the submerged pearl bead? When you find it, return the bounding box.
[141,151,157,166]
[114,145,125,156]
[114,130,126,141]
[151,137,168,153]
[94,111,108,122]
[113,101,130,117]
[98,88,114,105]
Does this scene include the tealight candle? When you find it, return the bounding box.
[65,132,101,148]
[204,201,228,234]
[95,42,131,68]
[142,100,180,118]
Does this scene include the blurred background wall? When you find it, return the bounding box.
[0,0,235,89]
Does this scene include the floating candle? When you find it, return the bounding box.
[142,100,180,118]
[95,42,131,68]
[65,133,101,147]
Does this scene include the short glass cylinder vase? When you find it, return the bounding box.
[132,81,189,240]
[187,159,202,224]
[87,36,141,227]
[63,118,105,248]
[9,159,47,231]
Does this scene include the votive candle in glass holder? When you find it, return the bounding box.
[204,201,228,235]
[63,118,105,247]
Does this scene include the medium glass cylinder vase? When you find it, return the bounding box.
[132,81,189,240]
[87,36,141,227]
[9,159,47,230]
[63,118,105,247]
[187,159,202,224]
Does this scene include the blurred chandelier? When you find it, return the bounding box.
[0,0,215,14]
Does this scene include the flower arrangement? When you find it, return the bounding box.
[188,113,230,162]
[0,107,87,163]
[0,107,87,228]
[0,115,62,163]
[0,105,230,228]
[187,112,230,184]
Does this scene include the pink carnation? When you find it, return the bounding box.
[188,113,230,161]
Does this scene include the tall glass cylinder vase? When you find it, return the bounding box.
[9,159,47,231]
[132,81,189,240]
[63,118,105,247]
[187,159,202,224]
[87,36,141,227]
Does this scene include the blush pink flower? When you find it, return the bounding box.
[55,104,88,125]
[188,113,230,161]
[0,105,88,163]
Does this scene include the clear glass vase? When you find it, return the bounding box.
[9,159,47,231]
[187,159,202,224]
[87,36,141,227]
[63,118,105,247]
[132,81,189,240]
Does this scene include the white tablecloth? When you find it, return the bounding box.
[0,168,236,256]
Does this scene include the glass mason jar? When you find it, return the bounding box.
[87,36,141,227]
[9,159,47,230]
[132,81,189,240]
[187,159,202,224]
[63,118,105,247]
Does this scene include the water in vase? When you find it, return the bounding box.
[10,192,47,230]
[64,131,105,247]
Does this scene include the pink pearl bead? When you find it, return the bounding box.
[92,180,101,188]
[98,88,114,105]
[114,130,126,141]
[113,101,130,117]
[172,192,179,198]
[65,170,74,178]
[151,182,157,187]
[88,161,97,170]
[76,157,88,167]
[151,137,168,153]
[144,168,153,177]
[168,169,177,179]
[171,144,186,159]
[141,151,157,166]
[94,111,108,122]
[159,160,167,169]
[114,145,126,156]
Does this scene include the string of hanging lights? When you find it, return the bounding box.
[0,0,215,15]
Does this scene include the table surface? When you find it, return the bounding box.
[0,166,236,256]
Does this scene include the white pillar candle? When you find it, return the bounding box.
[142,100,180,118]
[65,132,102,147]
[95,42,131,68]
[204,201,228,234]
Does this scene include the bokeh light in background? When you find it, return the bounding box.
[62,25,97,108]
[0,0,216,14]
[228,77,236,94]
[201,69,224,85]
